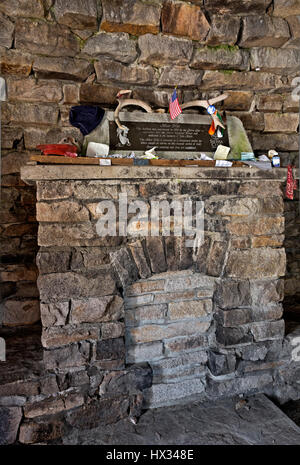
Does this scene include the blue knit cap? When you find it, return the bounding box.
[69,105,105,136]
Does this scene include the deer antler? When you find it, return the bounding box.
[114,90,153,130]
[181,93,228,130]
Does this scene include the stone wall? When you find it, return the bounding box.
[284,190,300,321]
[0,2,300,324]
[0,166,296,444]
[125,270,214,407]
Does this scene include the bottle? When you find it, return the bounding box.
[268,149,280,167]
[272,155,280,167]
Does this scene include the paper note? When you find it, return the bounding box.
[215,160,233,167]
[214,145,231,160]
[0,77,7,102]
[99,159,111,166]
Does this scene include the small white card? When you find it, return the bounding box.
[99,159,111,166]
[215,160,233,167]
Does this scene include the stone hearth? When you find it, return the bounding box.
[1,164,296,444]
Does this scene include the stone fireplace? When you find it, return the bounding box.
[1,0,300,446]
[7,163,296,443]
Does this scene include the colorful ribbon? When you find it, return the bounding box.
[208,110,224,137]
[286,165,298,199]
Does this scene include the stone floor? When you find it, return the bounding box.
[61,394,300,445]
[1,326,299,445]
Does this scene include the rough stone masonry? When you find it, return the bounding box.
[0,0,300,445]
[0,164,293,444]
[0,0,300,328]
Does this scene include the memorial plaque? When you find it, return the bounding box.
[83,111,249,160]
[109,116,229,155]
[109,121,229,153]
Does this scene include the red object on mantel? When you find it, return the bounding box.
[36,144,78,158]
[286,165,297,200]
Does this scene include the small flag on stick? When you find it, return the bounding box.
[169,88,182,120]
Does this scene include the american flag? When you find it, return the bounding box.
[169,88,182,120]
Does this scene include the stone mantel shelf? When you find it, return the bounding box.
[21,164,293,184]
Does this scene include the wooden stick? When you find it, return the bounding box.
[30,155,246,168]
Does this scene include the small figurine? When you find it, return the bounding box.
[58,136,82,152]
